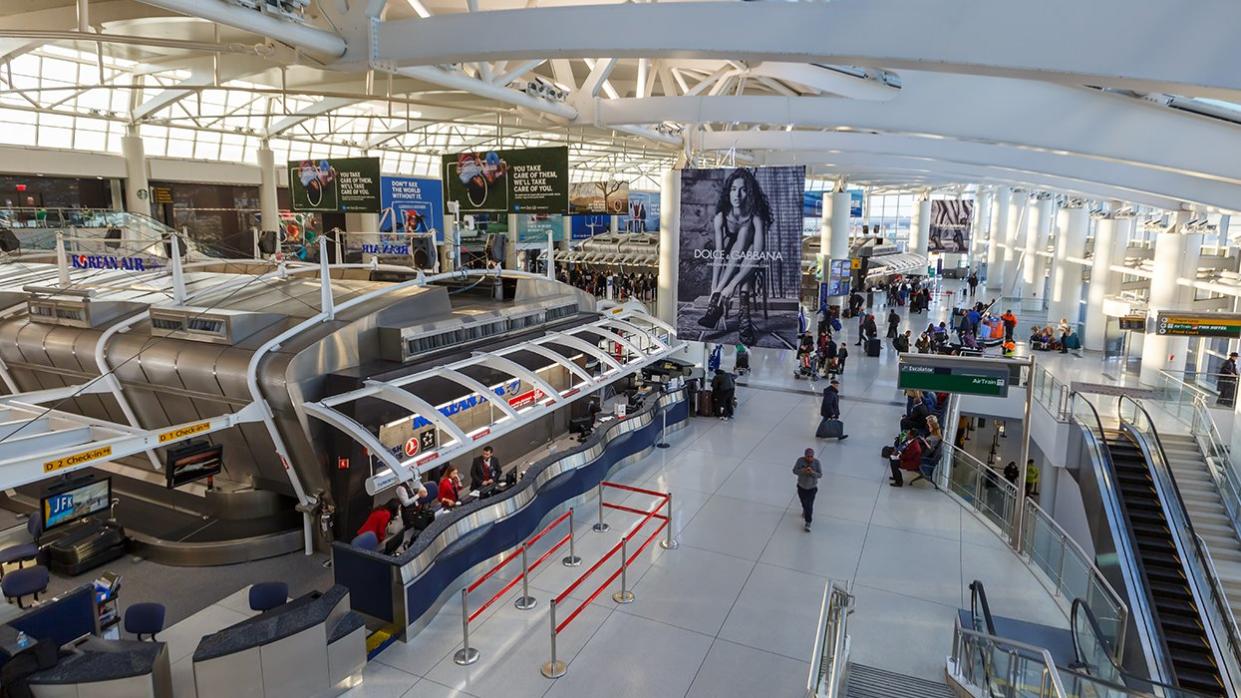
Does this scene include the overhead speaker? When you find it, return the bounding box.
[258,229,278,255]
[104,227,122,250]
[0,227,17,253]
[411,236,436,270]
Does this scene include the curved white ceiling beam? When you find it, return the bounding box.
[376,0,1241,99]
[774,152,1182,210]
[701,131,1241,212]
[594,72,1241,186]
[747,63,896,101]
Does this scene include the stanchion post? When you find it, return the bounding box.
[612,536,635,604]
[659,494,679,550]
[655,404,670,449]
[591,482,609,533]
[562,507,582,567]
[541,599,566,679]
[453,588,480,665]
[514,544,537,610]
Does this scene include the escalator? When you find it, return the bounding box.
[1102,429,1226,695]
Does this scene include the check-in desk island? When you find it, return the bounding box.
[332,385,689,638]
[191,584,366,698]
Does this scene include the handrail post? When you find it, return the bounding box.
[562,507,582,566]
[514,544,537,610]
[592,482,610,533]
[1054,534,1068,596]
[655,403,670,449]
[612,536,634,604]
[659,494,679,550]
[453,588,480,665]
[541,599,566,679]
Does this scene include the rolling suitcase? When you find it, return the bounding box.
[696,389,715,417]
[816,419,844,439]
[866,338,882,357]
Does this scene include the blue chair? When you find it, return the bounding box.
[419,481,438,505]
[2,565,49,608]
[248,582,288,613]
[124,602,166,641]
[0,516,42,579]
[351,531,379,551]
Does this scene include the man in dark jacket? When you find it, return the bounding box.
[1219,352,1239,407]
[887,309,900,339]
[819,380,848,440]
[712,370,736,420]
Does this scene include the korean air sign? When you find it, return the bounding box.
[70,254,162,271]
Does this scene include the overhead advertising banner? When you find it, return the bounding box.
[442,146,568,215]
[569,180,629,215]
[380,176,444,240]
[928,199,973,253]
[621,190,660,233]
[288,158,380,213]
[516,214,564,243]
[570,214,612,240]
[677,166,805,349]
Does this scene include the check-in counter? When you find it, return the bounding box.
[331,386,689,638]
[191,585,366,698]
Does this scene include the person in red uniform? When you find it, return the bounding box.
[357,499,399,542]
[438,464,462,508]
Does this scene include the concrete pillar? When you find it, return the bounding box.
[986,187,1010,290]
[1049,205,1088,328]
[1022,196,1054,310]
[656,169,681,326]
[1084,215,1124,351]
[121,125,150,217]
[560,217,572,251]
[1141,230,1203,384]
[910,197,931,260]
[505,213,519,270]
[609,216,619,235]
[257,142,280,234]
[971,189,993,270]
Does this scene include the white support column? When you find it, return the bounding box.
[1049,204,1088,328]
[1141,229,1203,384]
[910,196,931,260]
[656,169,681,326]
[986,187,1010,290]
[121,125,150,217]
[1023,195,1054,311]
[1085,215,1118,351]
[829,190,850,263]
[1001,193,1028,299]
[559,217,572,251]
[257,142,280,235]
[506,213,520,270]
[971,188,993,270]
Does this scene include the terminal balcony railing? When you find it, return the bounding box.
[806,580,853,698]
[1030,365,1072,422]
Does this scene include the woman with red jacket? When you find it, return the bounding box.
[357,499,399,543]
[888,435,923,487]
[438,464,462,508]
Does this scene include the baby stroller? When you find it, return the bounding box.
[794,350,820,381]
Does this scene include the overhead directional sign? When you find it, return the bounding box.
[1152,311,1241,338]
[897,356,1011,397]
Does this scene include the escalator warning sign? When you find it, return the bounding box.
[43,446,112,473]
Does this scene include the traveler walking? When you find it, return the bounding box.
[887,309,900,339]
[1219,352,1239,407]
[817,379,848,440]
[967,270,979,297]
[793,448,822,532]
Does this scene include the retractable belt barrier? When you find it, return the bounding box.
[453,507,580,666]
[541,481,678,679]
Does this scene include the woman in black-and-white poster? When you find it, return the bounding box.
[677,166,804,349]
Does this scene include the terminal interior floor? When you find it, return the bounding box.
[350,284,1066,698]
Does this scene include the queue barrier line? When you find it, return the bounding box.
[542,482,678,679]
[453,507,578,666]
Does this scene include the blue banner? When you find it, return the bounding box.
[803,190,864,219]
[380,176,444,240]
[516,214,564,242]
[570,214,612,240]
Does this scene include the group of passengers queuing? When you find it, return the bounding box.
[557,266,656,303]
[355,446,511,554]
[795,326,850,380]
[884,389,948,488]
[874,277,934,314]
[1027,318,1081,354]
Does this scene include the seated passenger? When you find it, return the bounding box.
[439,464,462,508]
[889,433,924,487]
[358,499,400,543]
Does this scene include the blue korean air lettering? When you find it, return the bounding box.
[360,243,411,255]
[70,254,161,271]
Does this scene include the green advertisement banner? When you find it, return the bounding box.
[288,158,380,213]
[442,147,568,215]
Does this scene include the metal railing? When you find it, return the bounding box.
[950,619,1068,698]
[807,581,854,698]
[1186,394,1241,543]
[1030,364,1072,422]
[1118,396,1241,693]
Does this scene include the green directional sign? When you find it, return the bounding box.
[897,359,1010,397]
[1153,311,1241,338]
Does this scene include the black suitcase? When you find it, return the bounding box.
[866,338,882,357]
[816,419,844,439]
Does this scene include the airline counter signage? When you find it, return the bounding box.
[1153,311,1241,338]
[71,254,162,271]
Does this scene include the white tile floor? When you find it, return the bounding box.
[349,281,1071,698]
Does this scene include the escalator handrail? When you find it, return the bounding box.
[970,580,998,637]
[1071,598,1218,698]
[1070,393,1175,684]
[1117,395,1241,691]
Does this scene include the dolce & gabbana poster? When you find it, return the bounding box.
[677,166,804,348]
